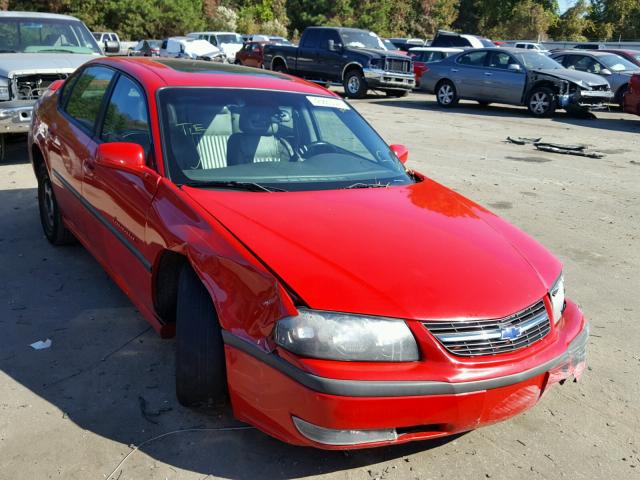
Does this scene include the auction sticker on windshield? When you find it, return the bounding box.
[306,96,351,110]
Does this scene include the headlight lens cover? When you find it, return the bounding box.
[274,309,419,362]
[550,273,565,323]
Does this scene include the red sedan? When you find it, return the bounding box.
[236,41,269,68]
[624,73,640,116]
[29,57,588,449]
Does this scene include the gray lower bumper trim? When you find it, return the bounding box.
[222,324,588,398]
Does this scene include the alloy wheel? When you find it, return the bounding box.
[530,92,550,115]
[438,84,453,105]
[347,76,361,95]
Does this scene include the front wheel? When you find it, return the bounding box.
[175,265,227,407]
[615,85,627,109]
[435,80,459,108]
[527,87,557,117]
[343,70,367,99]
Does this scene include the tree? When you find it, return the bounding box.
[549,0,592,41]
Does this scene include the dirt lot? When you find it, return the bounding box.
[1,93,639,479]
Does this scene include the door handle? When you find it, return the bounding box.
[451,68,459,73]
[484,72,493,76]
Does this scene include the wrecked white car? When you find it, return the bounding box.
[421,48,614,117]
[0,11,101,161]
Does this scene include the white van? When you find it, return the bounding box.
[187,32,243,63]
[159,37,226,62]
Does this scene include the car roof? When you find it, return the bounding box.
[87,57,340,96]
[553,50,612,57]
[0,10,81,21]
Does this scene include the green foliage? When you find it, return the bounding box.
[5,0,640,42]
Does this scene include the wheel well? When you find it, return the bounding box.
[615,84,627,100]
[342,64,362,82]
[153,251,189,325]
[31,144,45,177]
[435,78,453,91]
[530,81,559,94]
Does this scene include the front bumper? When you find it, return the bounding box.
[0,100,36,133]
[363,68,415,91]
[559,89,614,109]
[224,301,588,449]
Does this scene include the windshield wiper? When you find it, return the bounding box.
[344,182,390,189]
[182,180,288,192]
[37,48,77,54]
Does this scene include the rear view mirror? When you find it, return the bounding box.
[328,40,342,52]
[390,144,409,164]
[508,63,522,71]
[96,143,146,173]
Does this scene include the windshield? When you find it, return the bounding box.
[216,34,242,44]
[159,88,412,191]
[598,54,638,72]
[383,39,397,51]
[341,30,384,50]
[0,17,101,54]
[514,52,563,70]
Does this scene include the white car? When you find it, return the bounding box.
[92,31,120,53]
[159,37,226,62]
[187,32,244,63]
[515,42,549,53]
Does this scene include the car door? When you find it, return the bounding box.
[297,30,321,76]
[316,30,343,80]
[83,73,160,309]
[49,66,116,237]
[484,51,526,104]
[452,50,489,98]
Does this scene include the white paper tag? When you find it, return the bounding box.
[306,96,350,110]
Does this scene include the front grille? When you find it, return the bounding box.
[589,84,609,91]
[385,58,411,74]
[13,74,68,100]
[423,300,550,357]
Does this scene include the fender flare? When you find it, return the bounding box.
[341,61,364,82]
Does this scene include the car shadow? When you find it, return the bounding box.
[368,98,640,133]
[2,134,30,166]
[0,184,460,478]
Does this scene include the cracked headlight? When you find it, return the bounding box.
[0,77,10,101]
[274,309,419,362]
[550,273,566,323]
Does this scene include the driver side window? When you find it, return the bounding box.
[100,75,151,158]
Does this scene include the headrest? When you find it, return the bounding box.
[203,108,233,136]
[239,107,279,136]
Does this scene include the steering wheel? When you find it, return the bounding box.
[299,141,337,158]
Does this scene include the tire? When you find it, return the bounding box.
[385,89,409,98]
[37,163,75,245]
[343,69,367,99]
[435,80,459,107]
[615,85,627,109]
[0,133,5,163]
[175,265,227,407]
[527,87,556,117]
[272,61,287,73]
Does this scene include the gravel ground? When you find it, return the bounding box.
[0,93,639,479]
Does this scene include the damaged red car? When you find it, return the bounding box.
[29,57,588,449]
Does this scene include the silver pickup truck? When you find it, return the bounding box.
[0,11,102,161]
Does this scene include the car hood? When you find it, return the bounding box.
[0,53,99,77]
[184,179,559,321]
[533,68,609,88]
[346,47,408,60]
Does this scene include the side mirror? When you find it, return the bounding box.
[328,40,342,52]
[104,40,120,53]
[390,144,409,164]
[601,68,612,76]
[508,63,522,71]
[96,142,146,173]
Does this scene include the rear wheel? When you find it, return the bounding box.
[343,69,367,99]
[272,60,287,73]
[435,80,458,108]
[175,265,227,407]
[527,87,556,117]
[37,163,74,245]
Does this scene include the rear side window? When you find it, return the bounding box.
[458,51,487,66]
[301,30,321,48]
[64,66,115,131]
[100,75,151,154]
